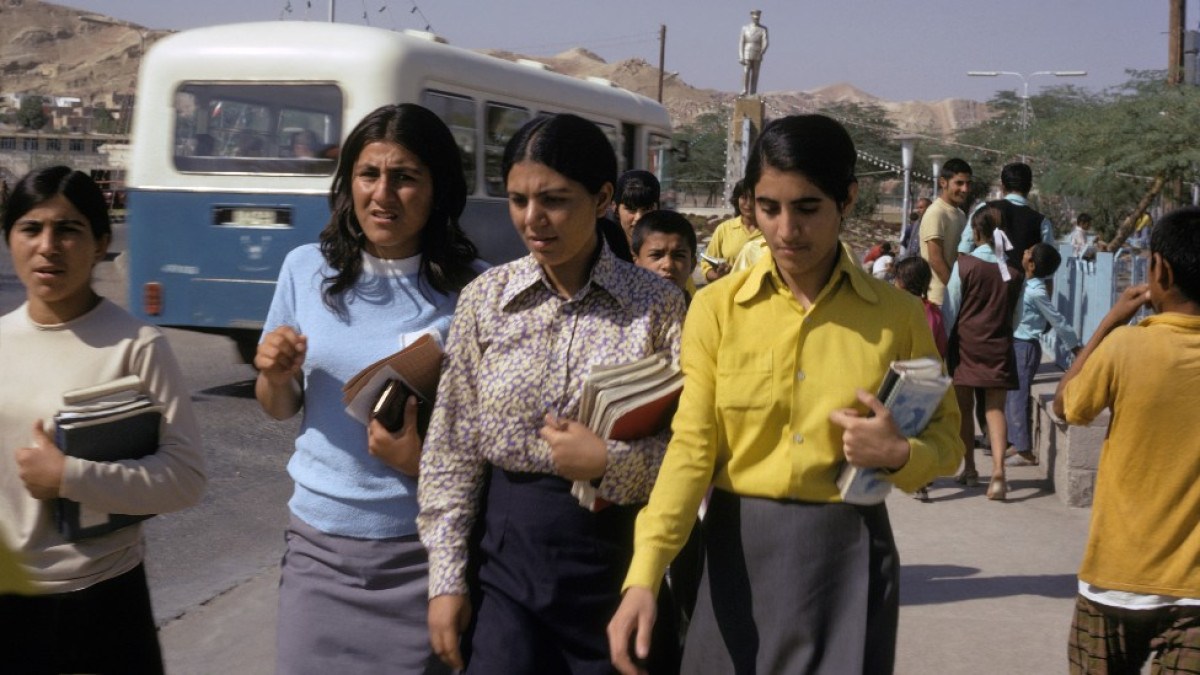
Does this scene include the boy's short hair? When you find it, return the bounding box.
[1150,206,1200,304]
[1077,212,1093,225]
[1029,242,1063,279]
[893,256,933,297]
[940,158,972,181]
[614,170,660,209]
[631,209,698,260]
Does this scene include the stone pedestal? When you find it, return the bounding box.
[1030,376,1105,507]
[724,97,765,205]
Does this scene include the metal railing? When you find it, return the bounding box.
[1046,243,1149,369]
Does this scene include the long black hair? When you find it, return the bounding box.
[501,113,631,261]
[319,104,479,312]
[744,114,858,211]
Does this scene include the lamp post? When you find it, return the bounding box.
[930,154,946,199]
[897,134,916,245]
[967,70,1087,160]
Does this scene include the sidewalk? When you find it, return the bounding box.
[159,456,1091,674]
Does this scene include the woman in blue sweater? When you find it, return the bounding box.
[255,104,481,674]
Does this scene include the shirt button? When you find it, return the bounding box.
[795,371,806,381]
[793,433,804,443]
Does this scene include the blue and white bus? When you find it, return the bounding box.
[126,21,676,360]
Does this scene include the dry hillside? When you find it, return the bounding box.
[3,0,987,136]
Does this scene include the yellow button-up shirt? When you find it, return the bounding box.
[626,245,963,591]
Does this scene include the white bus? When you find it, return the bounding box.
[126,21,676,359]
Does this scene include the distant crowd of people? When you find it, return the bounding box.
[1,104,1197,675]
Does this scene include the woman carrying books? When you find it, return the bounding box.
[608,115,964,675]
[0,166,206,674]
[254,104,483,673]
[418,114,686,673]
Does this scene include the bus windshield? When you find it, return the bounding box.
[173,83,343,175]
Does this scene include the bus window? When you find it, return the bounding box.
[172,83,342,175]
[648,132,675,207]
[484,103,530,196]
[421,91,478,193]
[594,122,624,174]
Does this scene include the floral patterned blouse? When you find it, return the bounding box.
[417,244,686,597]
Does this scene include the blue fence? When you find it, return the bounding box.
[1046,243,1149,369]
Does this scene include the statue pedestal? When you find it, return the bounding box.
[725,97,765,205]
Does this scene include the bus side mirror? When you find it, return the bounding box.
[672,139,690,163]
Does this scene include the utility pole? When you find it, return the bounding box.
[1169,0,1186,85]
[657,24,667,103]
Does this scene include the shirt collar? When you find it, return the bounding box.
[1139,312,1200,330]
[734,242,880,306]
[500,241,629,310]
[1004,193,1030,207]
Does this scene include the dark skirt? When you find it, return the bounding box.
[464,469,679,674]
[0,563,163,674]
[276,514,445,675]
[681,489,900,675]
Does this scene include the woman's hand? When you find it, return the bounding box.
[367,396,422,476]
[428,593,471,670]
[254,326,306,419]
[254,326,306,386]
[829,389,911,471]
[608,586,656,675]
[15,421,66,499]
[540,414,607,481]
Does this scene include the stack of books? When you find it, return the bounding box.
[54,374,163,540]
[571,353,684,510]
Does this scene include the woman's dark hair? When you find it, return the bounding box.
[319,104,478,312]
[2,166,111,244]
[970,200,1007,245]
[743,115,857,210]
[1028,242,1063,279]
[614,170,660,210]
[501,114,630,261]
[894,256,933,298]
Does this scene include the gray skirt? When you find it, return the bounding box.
[275,514,447,675]
[681,489,900,674]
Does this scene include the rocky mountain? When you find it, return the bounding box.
[2,0,988,136]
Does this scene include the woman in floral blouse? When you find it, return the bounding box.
[418,113,686,674]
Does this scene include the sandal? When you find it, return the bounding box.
[1005,452,1039,467]
[954,469,980,487]
[987,476,1008,501]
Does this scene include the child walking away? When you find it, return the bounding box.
[1056,206,1200,672]
[942,201,1023,500]
[894,256,948,501]
[1054,207,1200,674]
[894,257,948,360]
[1004,243,1081,466]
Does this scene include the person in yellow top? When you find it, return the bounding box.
[700,180,758,282]
[1054,207,1200,674]
[608,115,963,674]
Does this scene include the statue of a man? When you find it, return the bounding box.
[739,9,769,96]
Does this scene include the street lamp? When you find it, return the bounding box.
[897,134,916,244]
[964,69,1089,141]
[930,154,946,199]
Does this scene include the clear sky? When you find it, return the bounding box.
[56,0,1182,102]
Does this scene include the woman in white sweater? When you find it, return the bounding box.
[0,166,206,674]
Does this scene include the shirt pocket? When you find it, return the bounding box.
[714,350,774,410]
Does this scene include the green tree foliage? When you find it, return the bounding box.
[1030,75,1200,247]
[92,107,120,134]
[17,96,47,130]
[672,110,728,207]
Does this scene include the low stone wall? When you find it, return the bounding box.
[1029,365,1106,508]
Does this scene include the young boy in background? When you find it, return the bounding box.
[1054,207,1200,673]
[632,210,698,301]
[1004,243,1081,466]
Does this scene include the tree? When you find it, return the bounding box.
[17,96,47,130]
[672,110,728,207]
[92,107,120,134]
[1031,76,1200,248]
